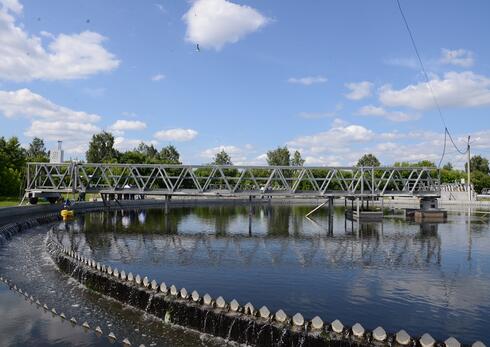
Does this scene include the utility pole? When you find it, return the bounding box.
[467,136,471,202]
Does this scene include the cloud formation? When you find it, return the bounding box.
[109,120,147,132]
[440,48,474,67]
[357,105,420,122]
[288,76,327,86]
[0,3,119,81]
[0,89,100,122]
[154,128,198,141]
[379,71,490,110]
[151,73,165,81]
[288,119,374,155]
[114,137,158,151]
[0,88,102,154]
[0,0,22,14]
[182,0,269,50]
[344,81,373,100]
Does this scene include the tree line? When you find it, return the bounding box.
[1,132,489,197]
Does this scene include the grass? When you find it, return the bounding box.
[0,196,21,207]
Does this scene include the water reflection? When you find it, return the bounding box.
[51,204,490,343]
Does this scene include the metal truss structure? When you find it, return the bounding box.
[25,162,440,198]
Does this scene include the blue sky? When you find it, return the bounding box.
[1,0,489,167]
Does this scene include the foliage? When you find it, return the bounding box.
[0,137,26,197]
[213,150,233,165]
[442,162,453,171]
[26,137,49,162]
[291,150,305,166]
[465,155,489,174]
[440,168,464,184]
[267,146,290,166]
[86,132,118,163]
[472,171,490,193]
[357,153,380,167]
[158,145,181,164]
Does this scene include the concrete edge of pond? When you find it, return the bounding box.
[0,201,485,347]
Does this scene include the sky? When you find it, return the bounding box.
[0,0,489,168]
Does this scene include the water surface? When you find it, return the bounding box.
[51,204,490,344]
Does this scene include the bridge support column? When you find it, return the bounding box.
[164,195,170,215]
[411,197,447,222]
[328,197,334,235]
[248,196,253,235]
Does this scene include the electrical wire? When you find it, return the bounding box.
[395,0,469,168]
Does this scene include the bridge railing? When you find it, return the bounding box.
[25,162,440,197]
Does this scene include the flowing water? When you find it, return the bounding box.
[1,203,490,345]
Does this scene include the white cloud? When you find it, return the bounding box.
[24,120,100,153]
[287,119,374,155]
[379,71,490,110]
[0,5,119,81]
[0,0,22,14]
[344,81,373,100]
[440,48,474,67]
[109,120,147,132]
[151,73,165,81]
[288,75,327,86]
[201,145,241,158]
[154,128,198,141]
[114,137,158,151]
[182,0,269,50]
[357,105,420,122]
[0,88,100,122]
[0,88,104,154]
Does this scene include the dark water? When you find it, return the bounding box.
[0,225,228,347]
[57,204,490,344]
[1,204,489,346]
[0,282,122,347]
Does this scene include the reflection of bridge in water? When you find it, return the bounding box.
[55,218,442,269]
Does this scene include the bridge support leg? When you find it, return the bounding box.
[328,197,334,235]
[248,196,253,235]
[164,195,170,215]
[101,193,107,207]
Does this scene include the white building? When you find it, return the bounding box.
[50,141,64,163]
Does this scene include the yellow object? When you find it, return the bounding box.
[60,209,74,219]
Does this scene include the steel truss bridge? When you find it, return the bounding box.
[25,162,440,199]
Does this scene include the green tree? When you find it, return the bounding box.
[137,142,158,160]
[26,137,49,162]
[158,145,181,164]
[442,162,453,171]
[86,132,118,163]
[416,160,436,168]
[213,150,233,165]
[357,153,380,167]
[291,150,305,166]
[0,137,26,196]
[118,150,146,164]
[471,171,490,193]
[267,146,290,166]
[466,155,489,174]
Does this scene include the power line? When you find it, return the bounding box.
[395,0,469,167]
[395,0,445,128]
